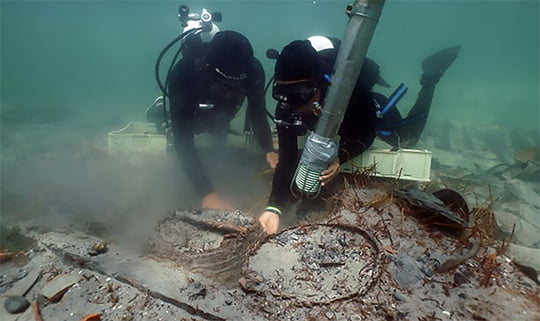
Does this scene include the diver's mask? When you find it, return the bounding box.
[209,76,245,94]
[272,81,318,109]
[204,64,248,95]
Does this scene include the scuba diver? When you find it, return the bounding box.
[149,6,277,210]
[258,36,460,235]
[258,37,377,234]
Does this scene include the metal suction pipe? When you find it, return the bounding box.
[292,0,385,198]
[317,0,385,136]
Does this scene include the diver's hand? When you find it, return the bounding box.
[202,193,235,211]
[265,151,279,169]
[258,211,280,235]
[320,157,341,186]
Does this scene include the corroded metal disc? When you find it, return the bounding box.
[242,224,381,305]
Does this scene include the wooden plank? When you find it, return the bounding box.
[2,269,41,297]
[40,274,80,302]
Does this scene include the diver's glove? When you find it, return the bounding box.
[421,46,460,86]
[202,193,235,211]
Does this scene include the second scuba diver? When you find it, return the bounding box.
[258,36,460,235]
[167,31,278,210]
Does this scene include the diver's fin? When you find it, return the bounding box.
[421,45,460,85]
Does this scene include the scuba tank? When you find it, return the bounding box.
[149,4,222,151]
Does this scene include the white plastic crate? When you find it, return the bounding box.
[107,122,167,154]
[340,148,432,182]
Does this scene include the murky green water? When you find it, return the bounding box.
[1,1,538,241]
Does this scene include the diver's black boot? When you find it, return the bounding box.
[420,46,460,85]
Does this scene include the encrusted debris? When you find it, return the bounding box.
[242,224,381,305]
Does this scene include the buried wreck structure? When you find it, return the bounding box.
[1,170,539,321]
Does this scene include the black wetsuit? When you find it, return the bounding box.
[266,34,439,211]
[373,82,436,149]
[267,81,377,210]
[168,45,273,197]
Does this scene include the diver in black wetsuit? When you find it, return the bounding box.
[258,37,377,234]
[258,36,459,235]
[167,31,277,210]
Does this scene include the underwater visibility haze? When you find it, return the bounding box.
[0,0,538,246]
